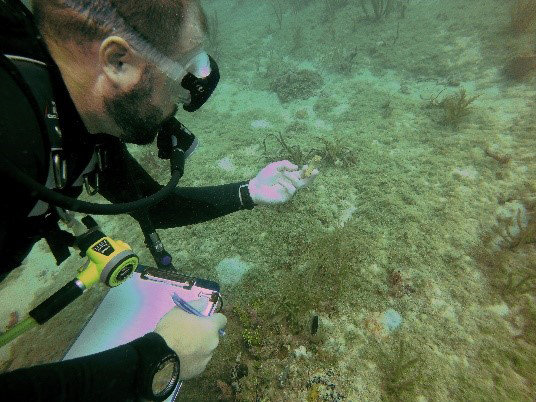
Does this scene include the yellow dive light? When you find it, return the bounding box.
[0,217,138,348]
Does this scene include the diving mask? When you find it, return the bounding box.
[62,0,219,112]
[170,48,220,112]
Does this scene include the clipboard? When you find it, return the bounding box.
[63,265,221,401]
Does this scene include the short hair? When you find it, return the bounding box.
[31,0,207,57]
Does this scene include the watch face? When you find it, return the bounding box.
[152,355,180,397]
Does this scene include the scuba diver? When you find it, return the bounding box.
[0,0,319,401]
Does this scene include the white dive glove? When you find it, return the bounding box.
[154,308,227,380]
[248,160,319,205]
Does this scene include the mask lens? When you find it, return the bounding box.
[168,50,210,105]
[185,51,211,78]
[181,55,220,113]
[163,50,218,111]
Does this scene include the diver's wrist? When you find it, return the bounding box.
[132,333,180,401]
[238,182,255,209]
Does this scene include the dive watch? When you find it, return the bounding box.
[135,333,180,401]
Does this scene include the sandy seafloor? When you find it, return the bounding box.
[1,0,536,400]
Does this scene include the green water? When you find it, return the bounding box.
[1,1,535,401]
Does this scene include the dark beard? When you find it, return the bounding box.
[104,68,165,145]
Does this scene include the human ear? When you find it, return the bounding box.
[99,36,145,90]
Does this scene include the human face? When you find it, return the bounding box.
[104,66,170,145]
[104,7,215,144]
[104,48,217,145]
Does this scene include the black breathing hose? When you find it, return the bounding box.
[0,41,186,215]
[0,152,183,215]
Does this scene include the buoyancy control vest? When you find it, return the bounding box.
[0,0,189,272]
[0,0,107,265]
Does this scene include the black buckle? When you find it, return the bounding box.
[51,149,67,189]
[95,144,107,171]
[83,172,99,195]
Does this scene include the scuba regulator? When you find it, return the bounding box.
[0,116,198,348]
[0,216,139,347]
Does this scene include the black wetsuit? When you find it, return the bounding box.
[0,1,253,400]
[0,63,253,275]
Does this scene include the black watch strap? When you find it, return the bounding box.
[130,332,180,401]
[238,182,255,210]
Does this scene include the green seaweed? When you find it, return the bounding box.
[377,338,422,401]
[262,131,313,166]
[239,226,363,336]
[311,137,358,167]
[320,0,349,22]
[234,303,264,349]
[269,69,324,103]
[269,0,285,30]
[439,88,480,127]
[359,0,409,20]
[504,268,536,295]
[262,132,357,168]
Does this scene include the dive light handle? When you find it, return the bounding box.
[29,279,84,325]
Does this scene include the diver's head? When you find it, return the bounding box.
[31,0,219,144]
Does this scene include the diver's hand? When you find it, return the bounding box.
[154,308,227,380]
[248,160,319,205]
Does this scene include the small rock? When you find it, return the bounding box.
[382,309,403,334]
[278,365,290,388]
[294,345,310,359]
[215,256,251,287]
[452,166,478,180]
[217,157,235,172]
[250,119,271,129]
